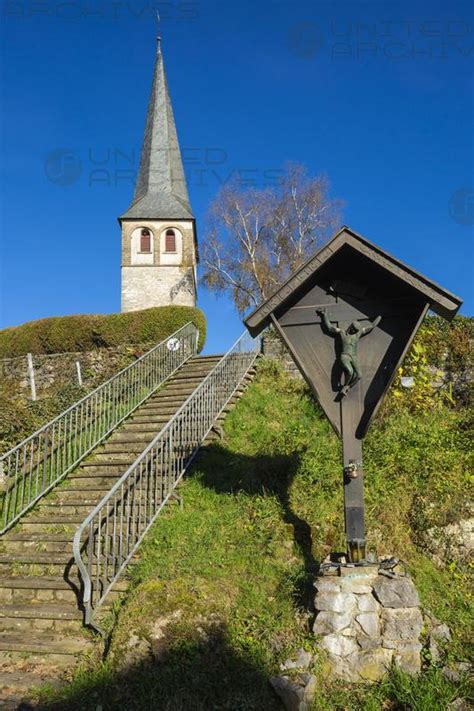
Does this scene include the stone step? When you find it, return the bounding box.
[20,513,85,524]
[141,387,197,401]
[111,429,164,441]
[16,513,150,532]
[0,603,81,621]
[119,415,169,427]
[64,478,123,491]
[177,357,221,367]
[0,559,137,580]
[110,435,164,446]
[145,384,199,397]
[126,415,176,425]
[59,477,117,490]
[0,563,76,577]
[95,443,150,455]
[36,503,95,517]
[0,603,82,633]
[0,632,89,657]
[48,496,105,507]
[121,413,171,423]
[48,490,108,504]
[169,373,217,383]
[2,531,73,544]
[1,539,73,555]
[0,553,76,567]
[90,453,139,465]
[0,650,80,670]
[191,355,222,360]
[143,388,185,398]
[150,391,195,403]
[14,521,78,534]
[133,405,186,419]
[169,368,214,378]
[68,466,125,479]
[113,424,165,436]
[0,575,127,604]
[0,668,65,699]
[171,370,218,387]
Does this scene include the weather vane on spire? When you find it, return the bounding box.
[156,10,162,51]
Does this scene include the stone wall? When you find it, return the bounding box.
[121,265,196,312]
[313,567,423,682]
[261,334,302,380]
[121,218,197,311]
[0,346,141,400]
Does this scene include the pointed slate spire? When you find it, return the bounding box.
[120,39,193,220]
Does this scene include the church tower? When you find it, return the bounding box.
[119,38,197,312]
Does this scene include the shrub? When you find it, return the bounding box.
[0,306,206,357]
[418,315,473,374]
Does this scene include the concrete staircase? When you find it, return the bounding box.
[0,353,254,703]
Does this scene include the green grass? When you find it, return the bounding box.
[33,360,473,710]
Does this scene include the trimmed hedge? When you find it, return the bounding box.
[0,306,207,358]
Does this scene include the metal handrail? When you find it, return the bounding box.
[73,330,259,628]
[0,322,199,534]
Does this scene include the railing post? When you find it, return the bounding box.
[27,353,37,402]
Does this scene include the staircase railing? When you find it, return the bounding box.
[0,322,199,534]
[73,330,260,628]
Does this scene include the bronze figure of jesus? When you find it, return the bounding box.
[317,308,381,396]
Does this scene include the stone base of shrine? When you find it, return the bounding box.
[313,564,423,683]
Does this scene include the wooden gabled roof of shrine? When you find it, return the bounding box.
[245,226,462,336]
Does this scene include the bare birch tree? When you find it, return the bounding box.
[200,163,343,313]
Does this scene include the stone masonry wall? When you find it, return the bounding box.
[0,346,140,400]
[121,266,196,312]
[121,218,197,311]
[261,334,302,380]
[314,569,422,682]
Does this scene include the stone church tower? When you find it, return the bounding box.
[119,39,197,312]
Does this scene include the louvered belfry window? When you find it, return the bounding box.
[140,228,151,253]
[165,229,176,253]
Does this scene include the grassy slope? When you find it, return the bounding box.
[37,361,473,710]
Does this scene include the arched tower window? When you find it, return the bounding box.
[140,228,151,253]
[165,229,176,253]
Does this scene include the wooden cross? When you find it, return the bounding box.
[245,227,462,564]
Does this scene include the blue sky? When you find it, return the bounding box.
[1,0,473,354]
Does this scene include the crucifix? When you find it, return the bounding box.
[272,297,394,563]
[317,308,381,395]
[245,227,462,565]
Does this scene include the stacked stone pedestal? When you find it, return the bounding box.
[313,568,423,682]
